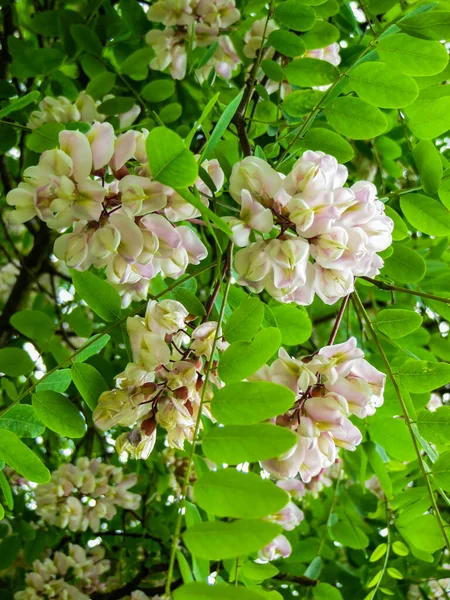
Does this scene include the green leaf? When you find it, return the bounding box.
[382,244,426,283]
[370,543,387,562]
[211,381,295,425]
[203,424,297,464]
[224,296,264,343]
[196,41,220,69]
[0,471,13,510]
[26,123,65,153]
[74,334,111,363]
[368,417,416,462]
[387,567,403,580]
[97,96,135,116]
[274,1,316,31]
[375,309,422,339]
[142,79,176,103]
[400,193,450,236]
[271,305,312,345]
[399,11,450,41]
[0,430,50,483]
[397,513,445,553]
[200,91,243,161]
[36,369,72,393]
[324,97,387,140]
[194,469,289,518]
[408,97,450,139]
[395,361,450,393]
[71,270,122,322]
[417,406,450,444]
[71,363,108,411]
[331,520,369,549]
[86,71,116,100]
[0,405,45,438]
[218,328,282,383]
[241,561,279,582]
[268,30,305,58]
[304,127,354,163]
[363,441,392,499]
[183,519,281,560]
[70,24,103,56]
[174,582,270,600]
[0,347,34,377]
[262,60,285,83]
[146,127,198,188]
[170,288,206,317]
[384,206,408,241]
[0,535,21,570]
[377,34,448,77]
[350,62,418,108]
[32,390,86,438]
[0,91,40,119]
[119,47,154,77]
[392,541,409,556]
[313,583,343,600]
[282,90,323,117]
[66,307,92,338]
[413,141,443,196]
[285,58,338,87]
[177,551,194,584]
[302,22,340,50]
[10,310,54,342]
[174,188,232,236]
[431,451,450,492]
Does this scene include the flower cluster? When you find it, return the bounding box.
[146,0,240,81]
[6,124,219,305]
[34,457,141,531]
[14,544,110,600]
[27,91,141,130]
[229,153,393,305]
[93,298,226,455]
[252,337,385,482]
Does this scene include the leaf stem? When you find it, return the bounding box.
[361,277,450,305]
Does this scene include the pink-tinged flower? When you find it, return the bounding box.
[53,223,92,269]
[75,91,99,123]
[267,237,310,290]
[59,130,92,182]
[127,316,171,370]
[235,240,272,290]
[272,262,316,306]
[244,18,279,59]
[267,501,304,531]
[195,158,224,197]
[304,392,349,426]
[110,130,137,173]
[38,148,74,178]
[147,0,194,26]
[119,176,168,217]
[269,348,317,394]
[91,224,121,262]
[329,418,362,450]
[178,225,208,264]
[195,0,240,29]
[326,357,385,418]
[318,336,364,383]
[191,321,228,358]
[229,157,282,207]
[6,183,38,224]
[146,28,187,80]
[224,189,274,247]
[283,151,348,197]
[310,226,348,266]
[93,389,147,430]
[116,428,157,460]
[285,192,341,237]
[73,179,106,221]
[276,479,306,499]
[164,190,207,222]
[109,213,145,262]
[87,122,115,171]
[145,299,188,335]
[119,104,141,129]
[313,265,354,305]
[106,255,133,284]
[259,534,292,562]
[305,43,341,67]
[134,129,149,164]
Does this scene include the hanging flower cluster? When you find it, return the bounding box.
[93,298,227,456]
[6,124,219,305]
[27,91,141,130]
[34,457,141,532]
[146,0,240,81]
[252,337,385,482]
[14,544,110,600]
[229,153,393,305]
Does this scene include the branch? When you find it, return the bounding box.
[361,277,450,304]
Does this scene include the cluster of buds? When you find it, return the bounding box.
[34,457,141,532]
[252,337,385,482]
[146,0,240,81]
[6,124,220,305]
[27,92,141,130]
[259,498,304,562]
[244,18,341,97]
[14,544,110,600]
[230,153,393,305]
[93,298,226,456]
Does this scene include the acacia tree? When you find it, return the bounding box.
[1,0,450,598]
